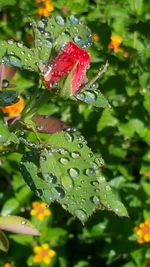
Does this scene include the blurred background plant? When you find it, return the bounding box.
[0,0,150,266]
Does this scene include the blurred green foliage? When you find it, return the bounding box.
[0,0,150,266]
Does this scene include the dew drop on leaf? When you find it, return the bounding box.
[70,15,79,24]
[68,168,80,179]
[88,153,94,158]
[74,36,82,45]
[35,189,43,197]
[91,196,100,205]
[84,168,95,176]
[55,15,66,26]
[70,151,81,159]
[75,209,87,223]
[43,173,57,184]
[59,157,69,165]
[91,162,99,170]
[61,175,74,190]
[55,186,65,199]
[105,185,111,191]
[64,132,74,143]
[84,91,97,103]
[21,220,27,225]
[59,148,68,155]
[97,176,106,183]
[77,143,83,148]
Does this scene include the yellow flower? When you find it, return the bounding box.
[134,219,150,244]
[1,96,25,117]
[92,33,100,42]
[30,202,51,221]
[36,0,54,17]
[4,264,12,267]
[108,35,123,53]
[33,243,56,265]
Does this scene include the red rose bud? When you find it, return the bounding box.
[44,41,91,94]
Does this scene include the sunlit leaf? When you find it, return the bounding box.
[21,131,128,223]
[0,216,40,236]
[0,41,38,71]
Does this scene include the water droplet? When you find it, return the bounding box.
[74,36,82,45]
[91,181,99,187]
[76,92,85,101]
[88,153,94,158]
[97,176,106,183]
[61,175,74,190]
[56,15,66,26]
[59,148,68,155]
[59,157,69,165]
[83,90,97,103]
[45,39,52,48]
[2,79,9,88]
[40,155,47,161]
[38,20,47,28]
[91,162,99,170]
[17,42,23,48]
[35,189,43,197]
[64,132,74,143]
[43,173,57,184]
[7,39,14,44]
[105,185,111,191]
[21,220,27,225]
[70,15,79,24]
[55,186,65,199]
[84,168,95,176]
[75,209,87,223]
[91,196,100,205]
[77,143,83,148]
[68,168,80,179]
[71,151,81,158]
[37,125,44,131]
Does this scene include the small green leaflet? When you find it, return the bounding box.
[21,131,128,223]
[0,41,38,71]
[75,88,110,108]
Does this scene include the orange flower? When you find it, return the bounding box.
[108,35,122,53]
[1,96,25,117]
[33,243,56,265]
[30,202,51,221]
[134,219,150,244]
[36,0,54,17]
[92,33,100,42]
[4,264,12,267]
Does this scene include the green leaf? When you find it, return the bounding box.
[0,216,40,236]
[0,41,38,71]
[97,109,118,132]
[21,131,128,223]
[0,90,18,107]
[0,0,16,8]
[143,91,150,113]
[0,230,9,252]
[33,15,92,64]
[75,88,110,108]
[0,119,10,144]
[1,198,20,216]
